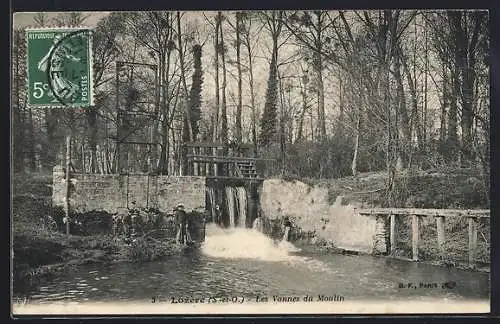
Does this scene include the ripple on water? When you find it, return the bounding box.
[47,293,63,297]
[51,295,76,300]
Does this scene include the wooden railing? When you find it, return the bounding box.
[182,141,272,179]
[357,208,490,266]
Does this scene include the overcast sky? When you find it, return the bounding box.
[12,12,110,29]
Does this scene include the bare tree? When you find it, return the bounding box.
[259,10,284,147]
[283,11,335,141]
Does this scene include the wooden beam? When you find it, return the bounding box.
[65,135,71,236]
[357,208,489,218]
[206,176,265,181]
[412,214,420,261]
[468,217,478,268]
[436,216,446,257]
[390,213,397,255]
[184,141,226,147]
[187,154,276,162]
[184,141,254,148]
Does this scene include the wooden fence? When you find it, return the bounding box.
[357,208,490,267]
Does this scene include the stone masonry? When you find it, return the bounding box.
[260,178,384,254]
[53,166,206,214]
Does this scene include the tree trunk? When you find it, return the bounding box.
[177,12,193,175]
[447,68,459,164]
[296,78,307,143]
[219,12,228,148]
[460,62,475,166]
[246,31,258,155]
[213,14,221,142]
[87,106,98,173]
[336,75,344,139]
[440,65,448,149]
[352,111,361,177]
[46,110,60,169]
[259,12,282,147]
[12,37,24,172]
[393,50,410,169]
[178,11,193,144]
[27,108,37,171]
[315,52,326,141]
[235,12,243,143]
[159,47,172,174]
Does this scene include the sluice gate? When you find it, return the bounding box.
[184,141,272,229]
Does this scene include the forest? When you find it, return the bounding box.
[11,10,490,189]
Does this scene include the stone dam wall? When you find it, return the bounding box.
[52,166,206,214]
[259,179,386,254]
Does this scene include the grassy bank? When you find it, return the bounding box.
[11,173,191,293]
[313,167,489,209]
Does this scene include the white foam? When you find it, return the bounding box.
[201,224,291,261]
[201,224,329,272]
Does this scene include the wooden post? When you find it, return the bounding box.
[193,147,198,176]
[411,214,419,261]
[468,217,478,268]
[436,216,446,256]
[390,213,397,254]
[205,147,210,176]
[65,135,71,235]
[213,147,218,177]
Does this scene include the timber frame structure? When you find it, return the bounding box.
[182,141,275,183]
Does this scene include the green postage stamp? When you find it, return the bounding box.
[26,27,94,108]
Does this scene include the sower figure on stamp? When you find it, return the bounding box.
[37,33,80,100]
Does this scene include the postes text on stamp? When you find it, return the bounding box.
[26,27,93,108]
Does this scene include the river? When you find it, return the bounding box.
[16,224,490,306]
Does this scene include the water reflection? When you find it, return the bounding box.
[17,226,490,304]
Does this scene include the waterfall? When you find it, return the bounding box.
[235,187,247,228]
[207,187,216,223]
[224,186,248,229]
[225,187,236,228]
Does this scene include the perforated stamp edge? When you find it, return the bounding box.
[24,26,95,110]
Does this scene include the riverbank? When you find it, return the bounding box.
[261,167,490,272]
[13,210,191,293]
[11,173,193,292]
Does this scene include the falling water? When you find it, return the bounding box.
[206,187,216,223]
[225,187,236,228]
[235,187,248,228]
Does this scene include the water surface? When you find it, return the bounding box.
[18,226,490,304]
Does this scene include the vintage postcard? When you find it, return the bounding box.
[11,10,491,316]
